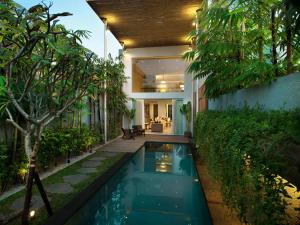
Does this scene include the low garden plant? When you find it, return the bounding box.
[38,126,103,169]
[194,108,300,225]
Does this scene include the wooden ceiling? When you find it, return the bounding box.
[87,0,202,48]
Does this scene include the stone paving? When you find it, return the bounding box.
[10,195,44,212]
[77,168,97,174]
[63,174,88,185]
[46,183,74,194]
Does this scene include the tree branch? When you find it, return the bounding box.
[6,108,27,135]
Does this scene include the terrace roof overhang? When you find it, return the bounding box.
[87,0,203,49]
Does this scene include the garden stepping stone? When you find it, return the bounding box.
[46,183,74,194]
[63,174,88,185]
[77,168,97,174]
[10,195,44,212]
[89,156,106,161]
[82,160,103,168]
[101,152,118,157]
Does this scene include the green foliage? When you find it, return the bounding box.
[194,108,300,225]
[185,0,300,98]
[180,101,192,131]
[0,143,27,192]
[0,143,9,190]
[38,127,103,168]
[127,108,136,120]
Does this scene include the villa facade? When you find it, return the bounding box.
[87,0,208,136]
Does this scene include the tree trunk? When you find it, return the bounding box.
[22,126,52,225]
[72,112,76,128]
[11,114,19,163]
[240,19,246,61]
[271,7,279,76]
[285,1,293,74]
[258,1,264,62]
[22,133,34,225]
[88,97,92,129]
[21,156,35,225]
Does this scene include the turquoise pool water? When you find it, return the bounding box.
[65,143,212,225]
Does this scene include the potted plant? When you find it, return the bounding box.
[180,101,192,138]
[127,108,136,128]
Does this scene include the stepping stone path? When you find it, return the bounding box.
[63,174,88,185]
[4,149,120,221]
[46,183,74,194]
[10,195,44,212]
[82,160,103,168]
[101,152,118,157]
[77,168,97,174]
[89,156,106,161]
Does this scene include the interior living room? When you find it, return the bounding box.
[144,99,173,134]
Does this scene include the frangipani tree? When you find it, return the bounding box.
[0,2,99,224]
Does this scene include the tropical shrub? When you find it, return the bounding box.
[194,108,300,225]
[38,127,103,168]
[180,101,192,132]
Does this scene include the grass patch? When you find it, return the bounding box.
[0,151,124,225]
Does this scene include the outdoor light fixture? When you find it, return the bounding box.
[29,210,36,218]
[180,84,184,90]
[120,41,127,53]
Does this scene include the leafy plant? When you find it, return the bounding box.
[127,108,136,120]
[194,108,300,225]
[38,126,102,168]
[185,0,300,98]
[180,101,192,132]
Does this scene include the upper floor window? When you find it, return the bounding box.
[132,57,186,93]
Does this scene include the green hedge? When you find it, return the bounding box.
[194,108,300,225]
[38,126,103,168]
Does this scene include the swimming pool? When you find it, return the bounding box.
[65,143,212,225]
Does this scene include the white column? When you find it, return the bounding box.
[103,18,108,143]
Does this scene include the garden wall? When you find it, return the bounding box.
[208,72,300,110]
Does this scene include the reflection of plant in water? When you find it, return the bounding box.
[174,145,185,158]
[66,167,130,225]
[179,156,192,176]
[106,167,129,225]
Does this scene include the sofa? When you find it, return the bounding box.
[151,123,163,132]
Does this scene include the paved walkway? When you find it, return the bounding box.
[101,134,190,153]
